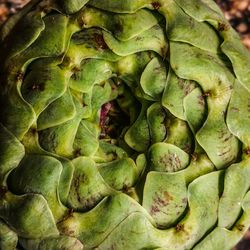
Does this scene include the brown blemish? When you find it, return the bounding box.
[198,95,205,106]
[191,153,198,161]
[74,148,81,158]
[30,84,45,91]
[218,149,230,157]
[159,153,181,171]
[16,72,24,82]
[77,16,86,28]
[218,22,229,32]
[74,175,81,203]
[150,205,161,214]
[164,191,173,202]
[175,223,185,232]
[183,144,192,154]
[72,66,81,73]
[42,6,51,14]
[182,198,188,204]
[160,46,167,59]
[94,33,108,49]
[135,36,143,41]
[244,148,250,155]
[114,22,124,33]
[231,107,239,112]
[236,224,244,232]
[151,2,161,9]
[150,191,175,215]
[71,74,77,81]
[0,186,7,197]
[203,91,211,97]
[223,134,232,142]
[122,184,129,193]
[57,208,74,224]
[30,128,37,135]
[218,129,228,140]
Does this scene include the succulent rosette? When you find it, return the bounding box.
[0,0,250,249]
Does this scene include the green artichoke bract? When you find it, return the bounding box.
[0,0,250,249]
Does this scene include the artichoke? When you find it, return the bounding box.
[0,0,250,249]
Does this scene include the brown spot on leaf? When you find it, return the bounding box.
[72,66,81,73]
[182,198,188,203]
[16,72,24,82]
[30,128,37,135]
[203,91,211,97]
[71,74,77,81]
[122,184,129,193]
[151,2,161,9]
[236,224,245,232]
[164,191,173,202]
[175,223,185,232]
[191,153,198,161]
[0,186,7,197]
[223,134,232,142]
[150,191,175,215]
[218,22,229,32]
[150,205,161,214]
[159,153,181,171]
[198,95,205,106]
[114,22,124,33]
[94,33,108,49]
[74,148,81,158]
[30,84,45,91]
[160,46,167,58]
[57,208,74,224]
[231,107,239,112]
[218,149,230,157]
[245,148,250,155]
[135,36,143,41]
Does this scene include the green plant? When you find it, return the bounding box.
[0,0,250,249]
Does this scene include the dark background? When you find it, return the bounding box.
[0,0,250,249]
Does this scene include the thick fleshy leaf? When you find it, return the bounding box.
[218,158,250,228]
[0,0,249,248]
[59,0,89,14]
[162,69,196,120]
[69,59,114,93]
[58,194,151,248]
[21,62,69,115]
[0,124,25,184]
[0,193,59,238]
[227,80,250,146]
[125,103,150,152]
[161,0,220,53]
[0,220,18,250]
[99,158,139,190]
[103,24,168,57]
[38,97,83,157]
[170,41,239,169]
[79,8,162,41]
[20,236,83,250]
[73,120,100,157]
[147,103,166,144]
[164,117,193,154]
[143,171,187,228]
[7,155,66,220]
[67,157,115,210]
[37,89,76,130]
[89,0,152,13]
[140,57,167,100]
[183,87,207,132]
[162,171,221,249]
[148,143,189,172]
